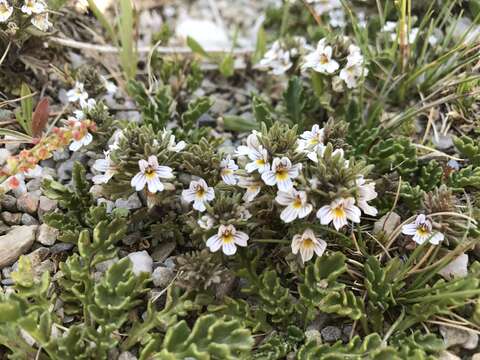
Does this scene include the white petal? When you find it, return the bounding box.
[69,140,82,152]
[234,232,249,247]
[314,239,327,257]
[206,235,222,252]
[156,166,174,179]
[429,232,444,245]
[193,200,206,212]
[402,224,418,236]
[317,206,333,225]
[300,247,314,263]
[223,242,237,256]
[277,178,293,192]
[131,173,147,191]
[205,188,215,201]
[298,204,313,219]
[261,171,277,186]
[333,216,347,230]
[182,189,196,202]
[345,205,361,223]
[147,177,164,193]
[280,206,299,223]
[275,191,294,206]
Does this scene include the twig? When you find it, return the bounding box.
[0,41,11,66]
[48,36,254,56]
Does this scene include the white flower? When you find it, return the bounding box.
[356,176,378,216]
[92,152,116,184]
[291,228,327,263]
[302,39,339,74]
[0,0,13,22]
[220,156,238,185]
[329,8,346,28]
[383,21,419,44]
[236,206,252,221]
[276,189,313,223]
[339,45,368,89]
[402,214,444,245]
[297,124,326,160]
[317,197,361,230]
[31,12,51,32]
[357,11,367,28]
[67,82,88,104]
[166,134,186,152]
[182,178,215,212]
[237,133,269,174]
[206,224,248,256]
[198,214,215,230]
[130,155,174,193]
[261,157,302,192]
[100,76,117,94]
[382,21,397,32]
[238,177,262,202]
[258,40,293,75]
[21,0,45,15]
[81,98,96,111]
[69,120,93,151]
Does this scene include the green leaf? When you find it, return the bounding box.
[19,83,33,135]
[223,115,258,132]
[219,54,235,77]
[252,25,267,64]
[283,76,305,126]
[187,36,209,58]
[118,0,137,81]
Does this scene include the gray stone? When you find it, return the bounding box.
[152,266,175,288]
[118,351,137,360]
[127,251,153,275]
[56,160,74,182]
[89,184,104,199]
[152,242,176,262]
[41,166,56,180]
[215,272,236,299]
[1,212,22,225]
[304,329,322,344]
[163,257,176,269]
[95,258,118,273]
[21,213,39,225]
[440,325,478,349]
[53,149,70,161]
[0,221,8,235]
[122,232,141,246]
[50,243,74,254]
[25,247,50,267]
[373,211,401,235]
[36,224,59,246]
[0,225,38,268]
[38,196,58,219]
[17,193,39,214]
[198,113,216,127]
[26,178,42,192]
[321,326,342,343]
[1,194,17,212]
[115,193,142,210]
[211,97,230,114]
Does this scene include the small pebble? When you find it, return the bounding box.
[321,326,342,343]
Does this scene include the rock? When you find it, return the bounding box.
[36,224,59,246]
[26,178,42,192]
[198,113,216,127]
[24,247,50,267]
[215,272,236,299]
[0,221,8,235]
[38,196,58,219]
[53,149,70,161]
[432,134,453,150]
[163,257,176,269]
[152,242,176,262]
[1,212,22,225]
[440,325,478,349]
[373,211,401,235]
[127,251,153,275]
[56,160,74,182]
[89,185,104,199]
[439,351,461,360]
[321,326,342,343]
[0,148,11,166]
[118,351,137,360]
[17,193,39,214]
[211,97,230,114]
[21,213,39,225]
[1,194,17,212]
[115,193,142,210]
[472,353,480,360]
[97,198,115,213]
[438,253,468,280]
[50,243,74,254]
[95,258,118,273]
[152,266,175,288]
[176,17,229,49]
[0,225,38,268]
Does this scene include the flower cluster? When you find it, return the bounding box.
[258,36,312,75]
[0,0,51,33]
[0,118,96,193]
[303,39,368,90]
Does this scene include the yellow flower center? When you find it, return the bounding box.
[417,225,429,237]
[256,159,265,166]
[195,185,205,197]
[0,4,8,13]
[145,167,156,180]
[293,197,303,209]
[221,231,234,244]
[320,54,329,64]
[302,238,315,249]
[275,166,289,181]
[332,205,345,218]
